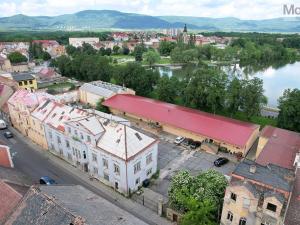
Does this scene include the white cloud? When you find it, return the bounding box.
[0,0,298,19]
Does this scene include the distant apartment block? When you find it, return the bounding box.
[79,81,135,106]
[69,37,100,48]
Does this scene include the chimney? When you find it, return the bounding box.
[249,165,256,174]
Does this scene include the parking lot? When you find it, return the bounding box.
[150,140,237,197]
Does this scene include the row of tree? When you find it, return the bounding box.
[29,42,51,61]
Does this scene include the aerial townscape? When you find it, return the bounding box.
[0,1,300,225]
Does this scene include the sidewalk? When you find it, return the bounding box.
[10,126,173,225]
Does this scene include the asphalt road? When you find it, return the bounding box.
[0,127,159,225]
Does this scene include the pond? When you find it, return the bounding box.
[156,62,300,108]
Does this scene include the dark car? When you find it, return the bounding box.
[39,176,56,185]
[190,141,201,149]
[214,157,229,167]
[142,179,150,187]
[182,138,193,146]
[3,131,13,138]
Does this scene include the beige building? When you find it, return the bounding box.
[221,160,294,225]
[7,90,52,137]
[103,94,260,155]
[69,37,99,48]
[79,81,135,107]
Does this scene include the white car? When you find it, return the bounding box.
[174,136,185,145]
[0,119,7,130]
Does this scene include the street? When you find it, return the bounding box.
[0,126,168,225]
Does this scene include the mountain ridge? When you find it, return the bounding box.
[0,10,299,32]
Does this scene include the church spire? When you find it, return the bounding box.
[183,24,187,33]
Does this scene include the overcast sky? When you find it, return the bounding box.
[0,0,298,19]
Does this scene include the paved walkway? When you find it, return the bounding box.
[10,126,173,225]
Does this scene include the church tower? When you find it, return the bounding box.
[183,24,188,44]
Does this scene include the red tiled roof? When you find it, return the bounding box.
[256,126,300,170]
[0,145,13,168]
[103,94,259,148]
[0,181,22,222]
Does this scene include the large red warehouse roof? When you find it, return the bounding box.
[256,126,300,170]
[103,94,259,148]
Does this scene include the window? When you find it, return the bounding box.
[266,203,277,212]
[231,192,237,201]
[227,212,233,222]
[103,158,108,168]
[83,151,87,159]
[80,133,84,140]
[147,168,152,176]
[19,82,22,86]
[239,218,247,225]
[49,131,52,139]
[24,80,28,85]
[87,135,91,142]
[92,153,97,162]
[57,136,61,144]
[29,80,33,84]
[93,167,98,175]
[114,164,120,175]
[134,161,141,174]
[104,173,109,181]
[67,153,72,161]
[66,140,70,148]
[75,130,78,136]
[135,178,140,185]
[243,198,250,208]
[68,127,71,134]
[146,153,152,165]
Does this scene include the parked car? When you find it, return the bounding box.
[0,119,7,130]
[3,131,13,138]
[39,176,56,185]
[214,157,229,167]
[190,141,201,149]
[142,179,150,187]
[182,138,193,146]
[174,136,185,145]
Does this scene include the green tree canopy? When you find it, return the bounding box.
[8,51,28,63]
[143,50,160,67]
[278,88,300,132]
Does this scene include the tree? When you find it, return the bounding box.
[227,77,243,117]
[277,88,300,132]
[168,170,227,224]
[134,45,144,62]
[42,51,51,61]
[158,41,176,56]
[156,75,178,103]
[240,77,267,120]
[8,52,27,63]
[96,98,110,113]
[105,48,112,56]
[122,47,130,55]
[113,45,120,55]
[66,45,78,56]
[143,50,160,67]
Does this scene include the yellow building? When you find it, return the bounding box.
[221,160,294,225]
[12,73,37,91]
[7,90,51,137]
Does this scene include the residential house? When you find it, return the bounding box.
[221,159,294,225]
[69,37,100,48]
[12,73,37,91]
[32,40,65,57]
[112,32,129,41]
[7,90,52,136]
[0,56,29,73]
[79,81,135,107]
[103,94,260,156]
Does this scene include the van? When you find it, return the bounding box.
[0,120,7,129]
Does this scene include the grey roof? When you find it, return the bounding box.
[264,191,286,204]
[80,81,128,99]
[231,180,260,197]
[233,159,294,192]
[12,73,35,82]
[39,185,149,225]
[4,187,78,225]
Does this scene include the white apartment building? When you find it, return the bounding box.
[41,100,157,195]
[69,37,100,48]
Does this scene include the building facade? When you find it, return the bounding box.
[12,73,37,90]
